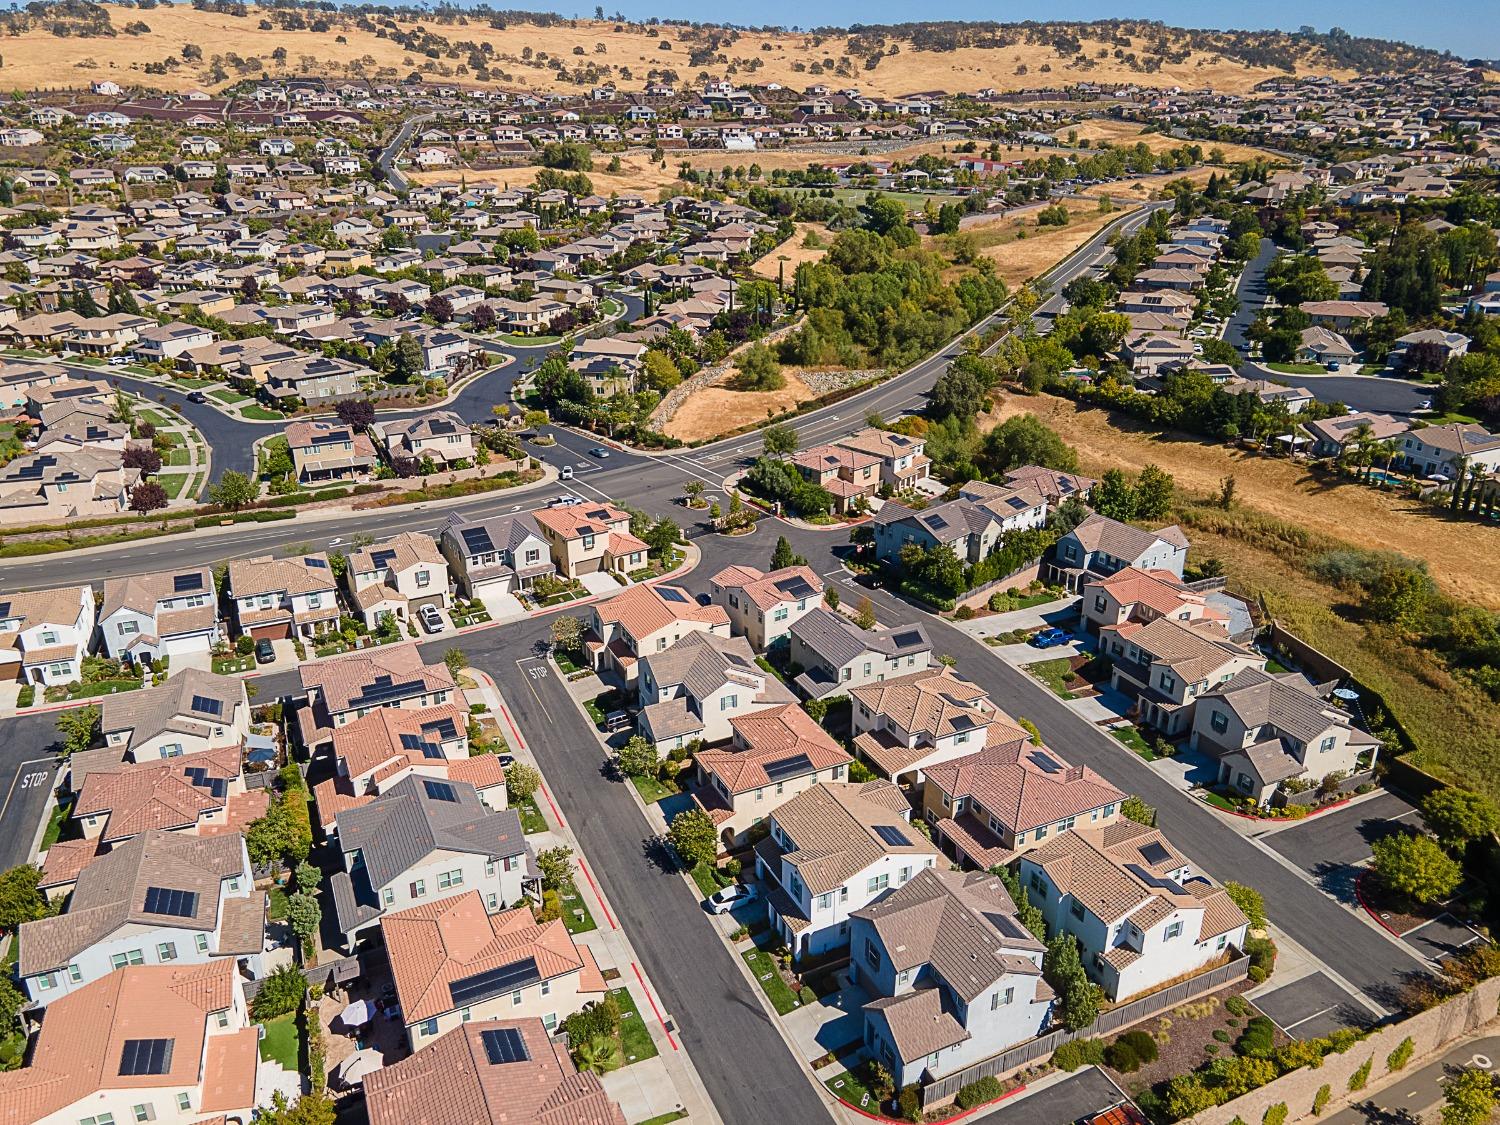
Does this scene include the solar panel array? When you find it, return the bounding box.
[172,573,204,593]
[119,1038,174,1076]
[479,1026,531,1065]
[1139,841,1172,867]
[774,576,817,600]
[304,557,329,569]
[1031,752,1062,774]
[191,695,224,718]
[762,753,812,781]
[369,549,397,570]
[891,631,923,648]
[352,677,425,707]
[143,886,199,917]
[447,956,540,1008]
[423,717,459,740]
[872,824,910,847]
[422,779,457,802]
[657,587,688,603]
[460,526,495,554]
[927,514,948,530]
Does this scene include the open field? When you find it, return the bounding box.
[12,8,1361,96]
[942,198,1144,289]
[662,368,827,443]
[1056,119,1278,165]
[983,393,1500,608]
[751,223,830,281]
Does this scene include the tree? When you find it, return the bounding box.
[129,480,168,514]
[250,964,307,1020]
[1422,789,1500,851]
[257,1091,335,1125]
[1371,832,1461,905]
[642,349,682,393]
[863,195,908,236]
[335,399,375,428]
[505,762,541,804]
[1441,1067,1497,1125]
[1133,464,1175,521]
[1120,796,1157,827]
[56,704,100,757]
[642,517,679,557]
[208,470,257,511]
[1224,882,1267,930]
[550,615,584,655]
[1092,469,1137,521]
[390,333,424,382]
[980,414,1079,476]
[0,973,24,1035]
[295,860,322,892]
[443,648,467,678]
[617,735,658,778]
[0,863,47,930]
[854,596,876,630]
[771,535,806,570]
[667,807,718,869]
[123,445,163,477]
[734,343,784,391]
[1364,566,1433,630]
[425,294,454,323]
[287,892,321,942]
[762,422,799,458]
[536,845,574,891]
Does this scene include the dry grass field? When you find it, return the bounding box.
[1055,119,1274,165]
[15,6,1356,96]
[930,197,1143,289]
[662,368,827,443]
[750,224,829,281]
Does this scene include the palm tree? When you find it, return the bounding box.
[573,1036,620,1074]
[1374,439,1400,483]
[1450,455,1469,511]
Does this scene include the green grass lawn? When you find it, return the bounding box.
[583,689,625,729]
[1111,726,1157,761]
[267,886,290,922]
[1265,362,1327,375]
[824,1069,876,1109]
[160,473,193,499]
[46,678,143,702]
[168,376,218,389]
[257,1013,299,1070]
[559,882,597,935]
[209,388,251,404]
[212,654,256,674]
[689,862,727,900]
[139,408,173,426]
[1028,658,1077,700]
[166,447,191,466]
[632,1113,688,1125]
[239,405,285,421]
[612,986,660,1065]
[515,794,549,834]
[1,933,17,973]
[991,587,1067,612]
[1422,411,1479,427]
[742,947,809,1015]
[1202,791,1242,813]
[553,648,584,674]
[1264,656,1291,674]
[41,797,73,850]
[631,774,679,804]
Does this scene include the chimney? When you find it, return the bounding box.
[1065,766,1084,783]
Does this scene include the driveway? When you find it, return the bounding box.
[971,1067,1130,1125]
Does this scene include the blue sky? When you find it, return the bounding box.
[519,2,1494,58]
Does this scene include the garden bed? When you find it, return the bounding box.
[1355,870,1449,936]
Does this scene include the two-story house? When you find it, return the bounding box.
[298,644,461,753]
[1049,514,1189,592]
[69,744,256,849]
[788,609,933,699]
[921,742,1127,870]
[755,780,940,961]
[344,532,451,629]
[372,411,476,469]
[381,891,607,1050]
[439,511,555,603]
[789,444,882,512]
[1100,615,1265,737]
[834,428,930,490]
[99,670,251,762]
[532,501,650,579]
[872,481,1048,569]
[1079,566,1226,637]
[331,774,531,951]
[850,666,1031,788]
[284,418,378,484]
[636,631,796,752]
[99,567,220,665]
[1018,821,1248,1001]
[226,553,340,641]
[1396,422,1500,480]
[584,583,730,685]
[0,447,140,526]
[1191,667,1383,805]
[0,583,95,687]
[0,959,260,1125]
[262,354,366,405]
[852,868,1052,1089]
[19,830,263,1005]
[708,564,823,652]
[690,704,853,852]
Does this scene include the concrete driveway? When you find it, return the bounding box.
[783,980,870,1065]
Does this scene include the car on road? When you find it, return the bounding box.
[559,465,574,480]
[1030,627,1075,649]
[417,604,444,635]
[549,494,582,507]
[254,638,276,665]
[186,391,208,404]
[1418,399,1432,411]
[589,447,610,458]
[706,883,759,914]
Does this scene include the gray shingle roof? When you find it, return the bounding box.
[790,608,930,670]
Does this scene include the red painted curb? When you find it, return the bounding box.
[536,777,568,830]
[1199,791,1357,823]
[1354,870,1405,937]
[832,1081,1028,1122]
[630,961,679,1051]
[575,855,617,931]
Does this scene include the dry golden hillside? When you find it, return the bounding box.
[2,5,1375,97]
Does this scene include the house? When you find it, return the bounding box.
[850,666,1031,787]
[372,411,475,469]
[440,512,555,601]
[262,354,366,405]
[688,703,853,851]
[1302,412,1410,459]
[284,419,378,484]
[636,632,796,752]
[1299,299,1390,329]
[1079,566,1226,637]
[99,670,251,762]
[1018,821,1248,1000]
[788,609,933,699]
[380,891,608,1049]
[1001,465,1097,505]
[532,501,651,579]
[921,742,1126,870]
[851,868,1053,1089]
[99,567,220,664]
[1122,330,1195,375]
[331,774,531,951]
[0,959,260,1125]
[1050,514,1189,591]
[1191,667,1383,805]
[18,830,262,1005]
[298,644,461,752]
[226,553,340,640]
[709,564,823,651]
[344,532,451,629]
[790,444,882,512]
[0,448,140,525]
[133,321,217,362]
[872,481,1048,570]
[583,583,730,685]
[1297,326,1358,365]
[755,780,940,961]
[1222,377,1313,414]
[71,744,255,847]
[364,1017,628,1125]
[834,428,930,490]
[1100,615,1265,737]
[1396,422,1500,479]
[1391,328,1470,367]
[0,583,95,687]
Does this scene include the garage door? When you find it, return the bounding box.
[0,657,23,682]
[409,594,445,612]
[250,622,292,641]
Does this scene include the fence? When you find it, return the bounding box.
[921,952,1250,1109]
[1275,770,1375,808]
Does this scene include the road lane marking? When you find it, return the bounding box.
[0,756,57,831]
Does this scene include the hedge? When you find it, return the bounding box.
[956,1076,1005,1109]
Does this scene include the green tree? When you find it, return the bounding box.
[1120,796,1156,827]
[56,704,101,757]
[1364,566,1433,630]
[207,470,258,511]
[617,735,658,778]
[549,615,584,655]
[641,349,682,393]
[294,860,322,893]
[390,333,424,383]
[1371,832,1461,905]
[863,194,908,236]
[667,807,718,869]
[1133,464,1175,521]
[257,1091,335,1125]
[505,762,541,804]
[1441,1068,1496,1125]
[1224,882,1267,930]
[251,964,307,1020]
[1421,788,1500,851]
[0,863,47,930]
[771,535,806,570]
[443,648,467,678]
[762,422,799,458]
[536,845,575,891]
[0,973,24,1035]
[734,343,784,391]
[1092,469,1137,521]
[854,596,877,630]
[979,414,1079,477]
[287,892,321,942]
[642,517,680,557]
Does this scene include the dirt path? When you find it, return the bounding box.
[985,394,1500,608]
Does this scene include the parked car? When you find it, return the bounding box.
[254,638,276,665]
[108,355,129,366]
[706,883,758,914]
[418,604,444,635]
[1030,627,1075,649]
[186,391,208,404]
[589,447,610,458]
[497,754,516,769]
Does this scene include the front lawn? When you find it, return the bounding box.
[41,797,73,850]
[1264,362,1326,375]
[612,986,660,1065]
[258,1013,299,1070]
[689,862,728,900]
[825,1069,876,1110]
[559,882,597,935]
[583,689,626,729]
[213,654,256,674]
[631,774,679,804]
[239,405,286,421]
[1028,658,1077,699]
[209,388,251,404]
[1112,726,1157,760]
[742,947,807,1015]
[160,473,193,499]
[44,678,143,702]
[553,647,584,675]
[515,794,549,834]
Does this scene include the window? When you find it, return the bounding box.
[899,866,911,884]
[815,892,832,910]
[438,869,464,889]
[39,630,58,645]
[227,877,240,893]
[955,730,970,745]
[119,620,140,636]
[1320,736,1336,754]
[409,880,426,899]
[1210,710,1229,734]
[866,873,889,895]
[773,607,788,622]
[382,887,394,907]
[157,941,178,962]
[215,1010,230,1029]
[486,893,499,911]
[1217,933,1228,950]
[511,989,523,1006]
[307,594,322,609]
[720,694,738,711]
[863,662,871,677]
[161,743,183,758]
[542,1012,557,1031]
[111,950,145,970]
[1029,873,1047,898]
[420,1018,438,1037]
[1159,672,1177,694]
[37,972,54,991]
[540,978,551,996]
[461,1007,472,1023]
[992,987,1014,1009]
[68,963,82,983]
[1165,920,1184,941]
[415,570,431,587]
[83,1115,117,1125]
[1069,899,1086,920]
[582,534,595,550]
[132,1105,155,1123]
[176,1095,191,1113]
[525,549,540,565]
[864,939,881,970]
[1093,595,1107,612]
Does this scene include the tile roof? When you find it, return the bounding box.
[710,563,824,611]
[349,531,445,577]
[1087,567,1216,621]
[923,742,1127,836]
[770,781,938,895]
[364,1017,627,1125]
[850,666,1022,744]
[834,427,923,461]
[696,704,851,795]
[300,643,456,716]
[0,584,88,639]
[227,552,339,598]
[100,668,247,750]
[592,583,728,642]
[639,631,789,709]
[327,702,475,781]
[532,500,632,540]
[866,987,970,1062]
[75,744,243,843]
[100,567,215,621]
[790,608,931,670]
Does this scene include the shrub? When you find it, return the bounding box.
[1388,1036,1415,1072]
[956,1076,1005,1109]
[1235,1016,1277,1059]
[1225,995,1252,1017]
[1118,1030,1158,1064]
[1263,1104,1288,1125]
[235,634,254,655]
[1053,1038,1105,1071]
[1213,1029,1232,1043]
[1244,935,1277,983]
[1349,1058,1372,1091]
[251,964,306,1020]
[1312,1083,1331,1116]
[897,1084,922,1122]
[1105,1039,1141,1072]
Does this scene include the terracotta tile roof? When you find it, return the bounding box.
[770,781,938,895]
[834,427,924,462]
[532,500,631,540]
[1088,567,1216,621]
[604,529,650,558]
[300,643,457,716]
[695,704,851,795]
[923,742,1126,835]
[592,583,728,642]
[38,836,105,890]
[364,1017,627,1125]
[381,892,604,1022]
[198,1027,260,1114]
[0,960,239,1125]
[227,552,338,599]
[331,703,472,779]
[850,666,1022,744]
[709,563,823,611]
[76,744,243,843]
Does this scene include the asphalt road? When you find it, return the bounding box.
[974,1068,1127,1125]
[1325,1035,1500,1124]
[0,713,66,872]
[1224,235,1275,353]
[1271,372,1434,417]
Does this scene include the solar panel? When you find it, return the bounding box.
[0,602,11,618]
[120,1038,174,1076]
[774,577,816,600]
[191,695,224,718]
[480,1026,531,1065]
[762,753,812,782]
[352,678,424,707]
[448,956,540,1008]
[460,526,495,554]
[927,514,948,530]
[304,557,329,569]
[872,824,910,847]
[422,779,457,802]
[891,631,922,648]
[657,587,688,603]
[143,886,199,917]
[423,717,458,740]
[1140,841,1172,866]
[370,549,397,569]
[1031,752,1062,774]
[172,572,204,594]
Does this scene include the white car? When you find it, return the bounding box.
[706,883,758,914]
[418,604,444,635]
[549,494,582,507]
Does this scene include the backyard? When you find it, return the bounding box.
[257,1012,299,1071]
